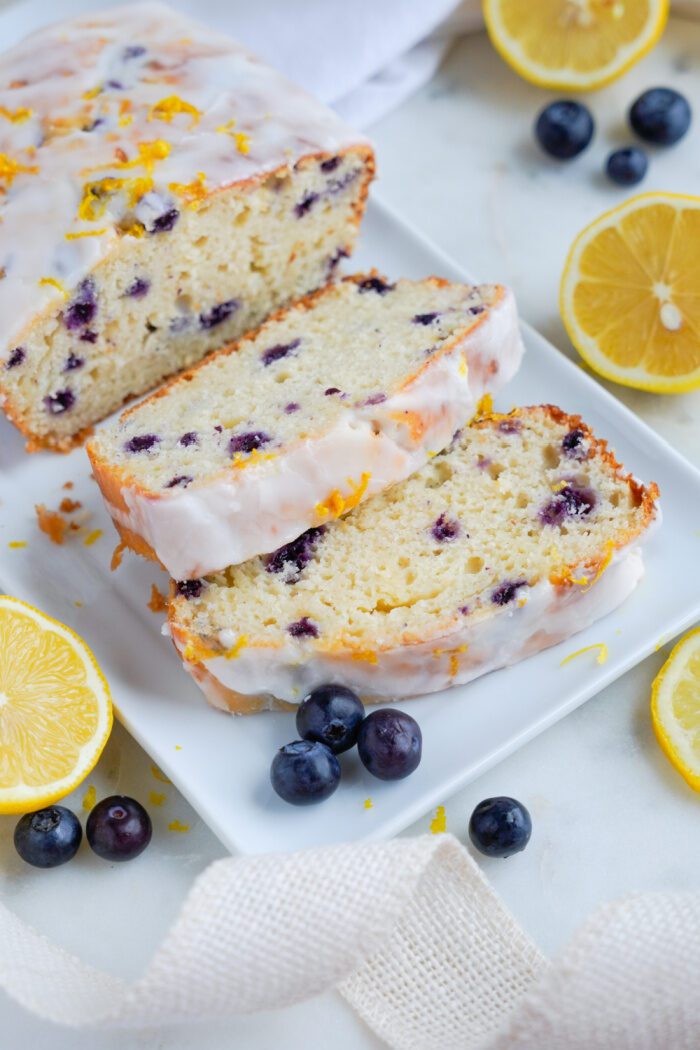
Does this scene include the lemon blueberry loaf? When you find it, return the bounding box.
[168,405,659,714]
[0,3,373,450]
[87,273,524,579]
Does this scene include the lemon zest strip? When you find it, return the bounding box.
[560,642,609,667]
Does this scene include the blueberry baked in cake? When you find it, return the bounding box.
[87,274,524,578]
[0,3,374,450]
[168,405,659,713]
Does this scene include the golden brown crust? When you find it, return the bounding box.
[5,143,375,453]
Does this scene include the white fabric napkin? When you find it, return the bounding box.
[3,833,700,1049]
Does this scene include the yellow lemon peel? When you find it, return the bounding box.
[149,95,201,129]
[430,805,447,834]
[560,642,609,667]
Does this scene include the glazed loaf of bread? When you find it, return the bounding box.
[0,2,373,450]
[168,405,659,714]
[87,274,524,579]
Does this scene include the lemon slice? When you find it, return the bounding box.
[651,627,700,792]
[560,192,700,393]
[0,596,112,814]
[483,0,669,91]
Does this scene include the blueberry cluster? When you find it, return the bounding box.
[535,87,692,187]
[270,685,422,805]
[13,795,151,869]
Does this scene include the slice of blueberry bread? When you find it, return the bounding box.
[0,3,373,451]
[168,405,659,714]
[87,273,523,579]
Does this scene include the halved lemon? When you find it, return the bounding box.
[0,596,112,814]
[560,193,700,393]
[651,627,700,792]
[483,0,669,91]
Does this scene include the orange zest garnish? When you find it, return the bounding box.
[65,228,108,240]
[169,171,207,209]
[0,153,38,189]
[83,529,102,547]
[149,95,201,129]
[0,105,32,123]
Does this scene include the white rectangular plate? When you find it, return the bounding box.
[2,197,700,855]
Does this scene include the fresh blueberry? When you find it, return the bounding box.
[629,87,691,146]
[413,312,439,326]
[320,156,341,173]
[468,796,532,858]
[270,740,340,805]
[44,389,75,415]
[14,806,82,868]
[357,709,422,781]
[535,100,594,160]
[124,433,159,453]
[296,684,365,754]
[605,147,648,186]
[86,796,152,861]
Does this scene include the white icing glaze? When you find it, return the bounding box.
[0,2,370,352]
[181,542,649,711]
[108,286,524,578]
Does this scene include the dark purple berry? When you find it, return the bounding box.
[6,347,25,369]
[14,806,82,868]
[605,147,648,186]
[413,312,439,325]
[364,392,387,406]
[86,796,152,862]
[149,208,179,233]
[288,617,319,639]
[165,474,193,488]
[261,338,301,366]
[492,579,527,606]
[179,431,198,447]
[295,192,318,217]
[561,428,587,460]
[357,276,394,295]
[284,402,300,414]
[296,684,365,754]
[469,796,532,858]
[199,299,239,329]
[535,100,594,160]
[124,433,159,453]
[44,389,75,414]
[229,430,271,455]
[320,156,341,173]
[540,484,596,526]
[125,276,150,298]
[629,87,691,146]
[123,45,146,59]
[469,304,485,315]
[324,387,341,396]
[265,526,325,583]
[357,709,422,781]
[64,353,84,371]
[79,329,97,343]
[431,513,460,543]
[105,80,123,90]
[64,279,97,330]
[176,579,204,599]
[270,741,340,806]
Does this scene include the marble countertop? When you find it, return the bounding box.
[2,15,700,1050]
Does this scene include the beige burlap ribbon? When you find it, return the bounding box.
[2,833,700,1048]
